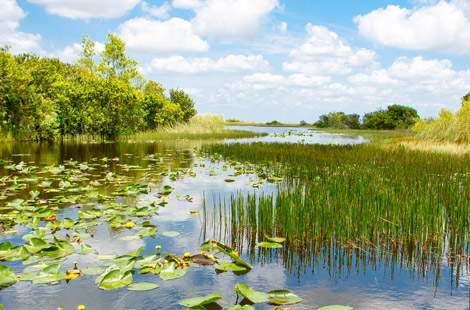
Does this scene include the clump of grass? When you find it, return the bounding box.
[413,96,470,144]
[126,114,265,140]
[203,142,470,283]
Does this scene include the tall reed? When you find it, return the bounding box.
[203,142,470,285]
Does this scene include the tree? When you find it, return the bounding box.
[363,105,419,129]
[98,34,143,87]
[78,35,95,73]
[170,89,197,122]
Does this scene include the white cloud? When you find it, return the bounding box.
[142,1,171,19]
[172,0,203,9]
[354,1,470,54]
[242,72,331,89]
[191,0,279,42]
[348,70,399,85]
[150,54,270,73]
[0,0,42,53]
[119,17,209,53]
[388,56,455,80]
[27,0,141,19]
[283,24,378,75]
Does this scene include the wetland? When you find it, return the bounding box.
[0,126,469,310]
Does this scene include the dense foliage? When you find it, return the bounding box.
[0,35,196,140]
[315,105,419,130]
[413,93,470,144]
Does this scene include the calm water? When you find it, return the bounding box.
[0,129,468,310]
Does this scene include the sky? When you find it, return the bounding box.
[2,0,470,122]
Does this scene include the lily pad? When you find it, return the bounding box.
[32,264,66,284]
[264,234,286,243]
[179,292,222,308]
[257,242,283,248]
[317,306,354,310]
[80,266,105,275]
[162,231,180,237]
[0,264,17,288]
[159,262,186,281]
[99,269,133,290]
[127,282,160,291]
[267,290,303,305]
[214,263,247,272]
[234,283,269,304]
[228,306,255,310]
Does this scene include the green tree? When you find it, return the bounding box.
[98,33,143,87]
[170,89,197,122]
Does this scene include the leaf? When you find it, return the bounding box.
[264,234,286,243]
[267,290,303,305]
[234,283,269,304]
[32,264,66,284]
[76,244,94,255]
[0,264,17,288]
[162,231,180,237]
[228,306,255,310]
[126,246,144,257]
[224,178,236,183]
[80,266,105,275]
[179,293,222,307]
[159,262,186,281]
[256,242,283,248]
[317,306,354,310]
[213,263,247,272]
[99,269,133,290]
[137,227,156,238]
[127,282,160,291]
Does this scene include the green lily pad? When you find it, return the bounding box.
[257,242,283,248]
[234,283,269,304]
[126,246,144,257]
[264,234,286,243]
[158,185,174,195]
[127,282,160,291]
[267,290,303,305]
[24,238,49,254]
[179,292,222,308]
[317,306,354,310]
[98,269,133,290]
[32,264,66,284]
[213,263,247,272]
[81,266,105,275]
[159,262,186,281]
[76,244,95,255]
[0,264,17,288]
[162,231,180,237]
[228,306,255,310]
[224,178,235,182]
[137,227,156,238]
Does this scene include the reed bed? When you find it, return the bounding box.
[126,114,264,140]
[203,142,470,284]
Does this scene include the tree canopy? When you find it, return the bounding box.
[314,105,419,130]
[0,34,197,140]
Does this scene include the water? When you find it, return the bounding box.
[225,126,369,145]
[0,130,468,310]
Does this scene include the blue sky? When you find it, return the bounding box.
[2,0,470,122]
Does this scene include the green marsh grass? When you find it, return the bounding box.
[203,142,470,285]
[126,114,265,140]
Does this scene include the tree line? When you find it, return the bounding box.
[0,34,196,140]
[314,105,419,130]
